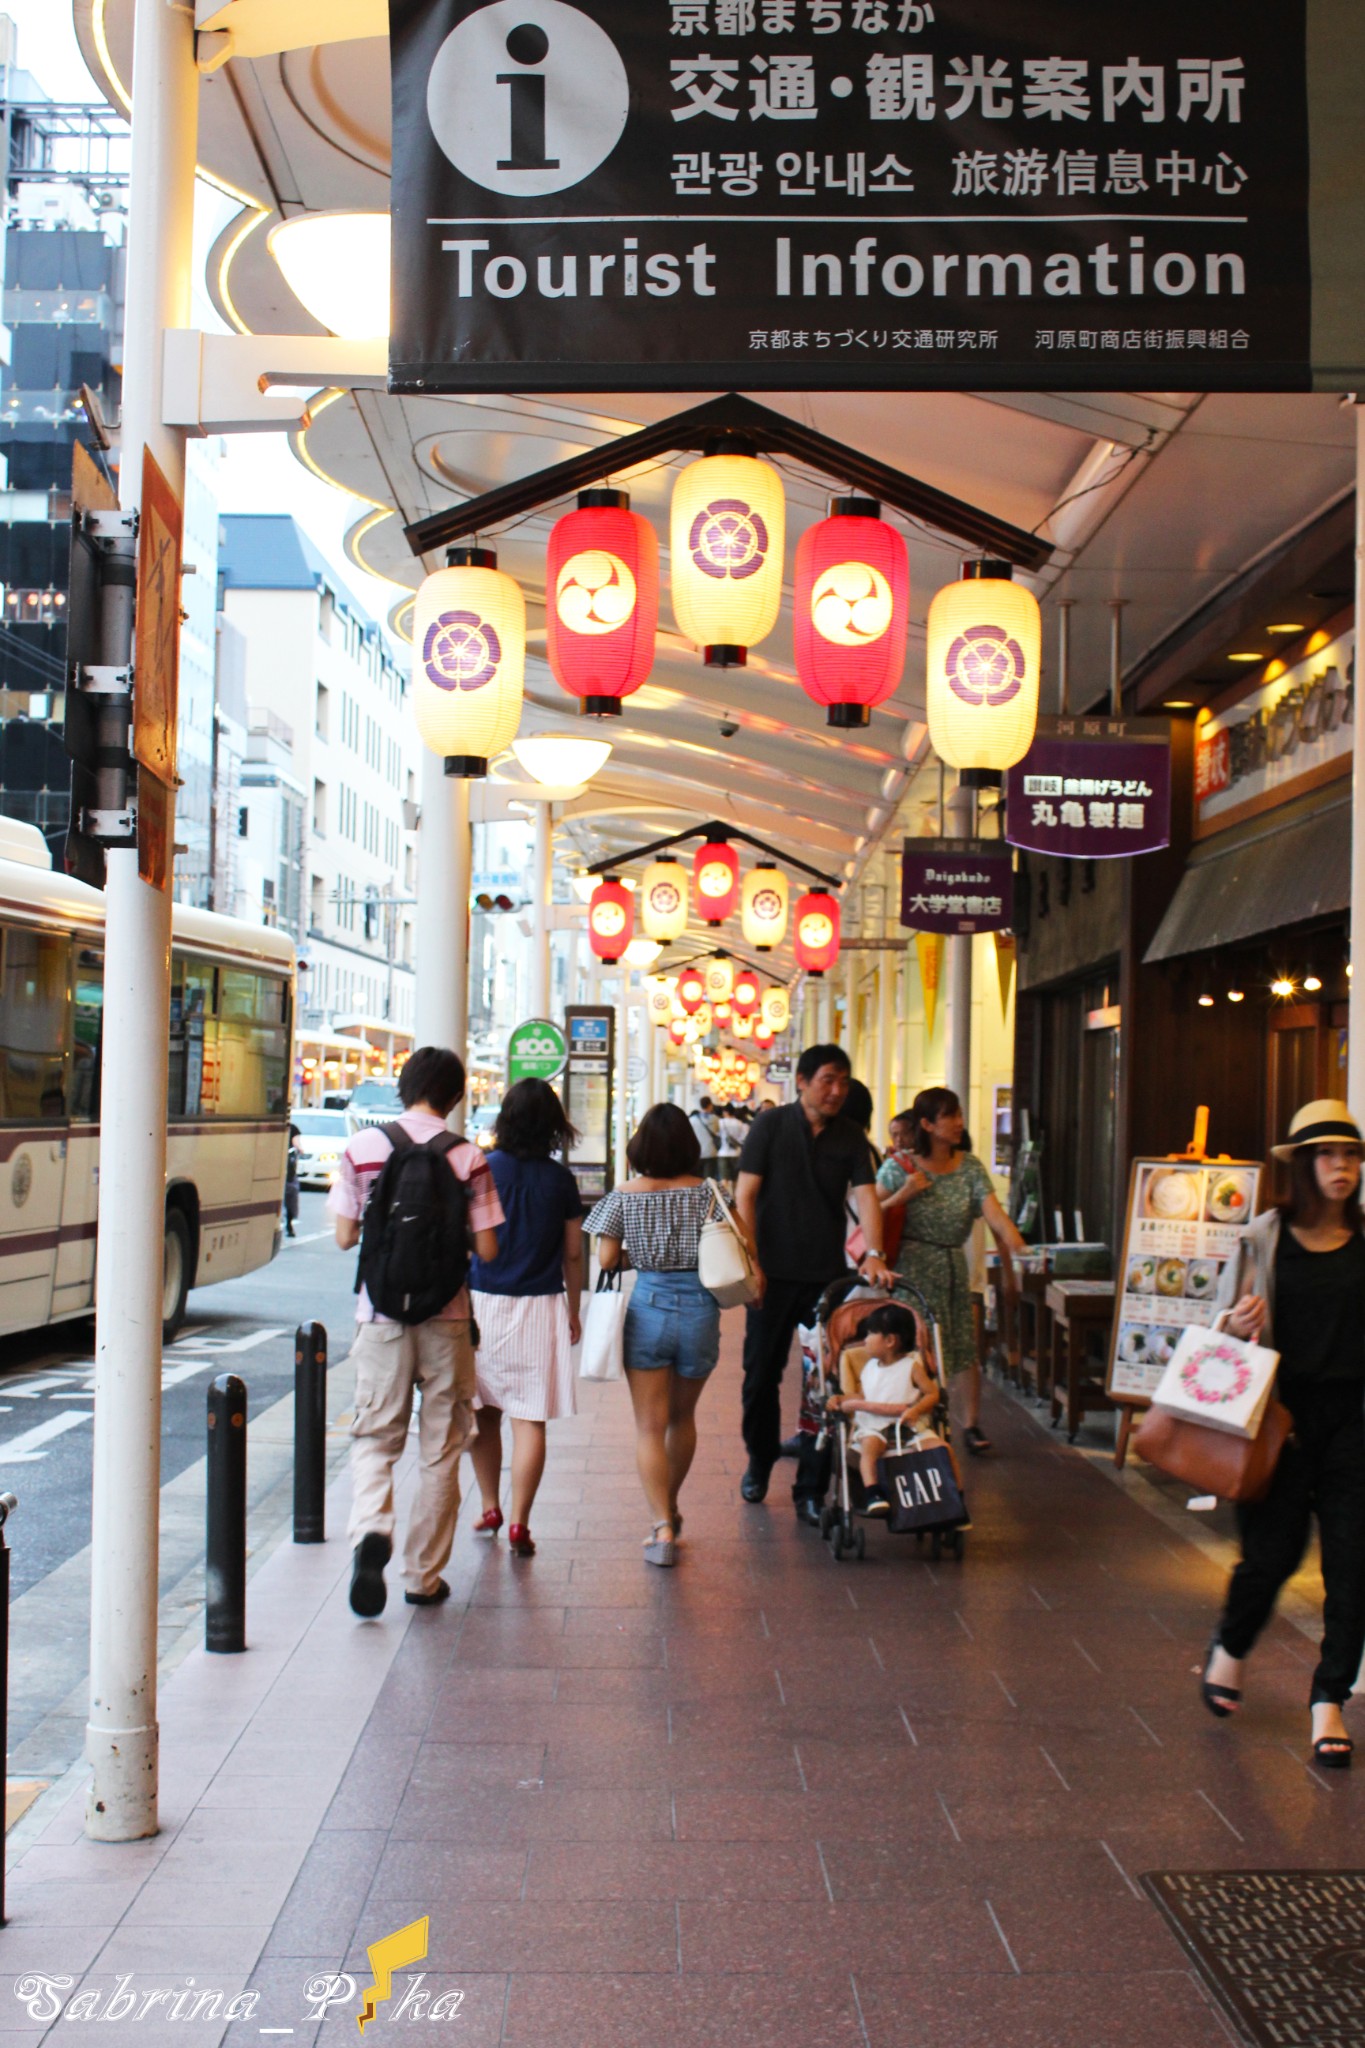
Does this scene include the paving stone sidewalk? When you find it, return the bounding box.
[5,1317,1357,2047]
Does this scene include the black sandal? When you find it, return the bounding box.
[1201,1639,1241,1719]
[1314,1735,1353,1770]
[963,1425,991,1455]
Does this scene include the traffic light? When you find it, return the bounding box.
[473,892,520,913]
[363,884,380,941]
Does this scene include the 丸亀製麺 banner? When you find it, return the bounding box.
[1005,717,1172,859]
[389,0,1310,393]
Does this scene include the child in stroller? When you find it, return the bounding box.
[827,1302,967,1520]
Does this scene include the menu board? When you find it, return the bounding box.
[1106,1158,1262,1405]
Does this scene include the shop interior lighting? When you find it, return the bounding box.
[1266,623,1306,635]
[1163,700,1196,710]
[268,212,390,339]
[1197,988,1215,1008]
[1303,972,1323,993]
[510,735,612,788]
[1227,986,1245,1003]
[1227,651,1267,663]
[1271,976,1296,998]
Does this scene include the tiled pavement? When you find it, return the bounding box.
[7,1316,1361,2047]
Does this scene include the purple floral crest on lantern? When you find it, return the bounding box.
[422,609,502,693]
[689,498,768,582]
[650,880,681,916]
[751,887,782,921]
[945,622,1025,707]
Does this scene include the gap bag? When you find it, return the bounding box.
[580,1268,627,1381]
[698,1179,760,1308]
[877,1428,967,1535]
[356,1122,469,1325]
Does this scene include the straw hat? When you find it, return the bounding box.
[1270,1099,1364,1161]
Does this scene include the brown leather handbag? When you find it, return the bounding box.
[1132,1399,1293,1504]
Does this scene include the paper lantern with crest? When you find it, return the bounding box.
[926,559,1041,785]
[588,877,633,962]
[703,953,735,1005]
[412,546,524,776]
[694,833,740,924]
[547,488,659,715]
[761,984,791,1034]
[731,968,760,1017]
[794,497,908,728]
[794,889,841,976]
[639,856,689,943]
[677,963,706,1014]
[670,453,785,667]
[740,863,789,951]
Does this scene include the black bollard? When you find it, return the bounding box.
[293,1321,327,1545]
[0,1490,14,1925]
[206,1375,247,1653]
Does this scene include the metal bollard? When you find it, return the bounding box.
[293,1321,328,1545]
[0,1491,15,1925]
[206,1375,247,1653]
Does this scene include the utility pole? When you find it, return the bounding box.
[413,750,471,1067]
[85,0,196,1843]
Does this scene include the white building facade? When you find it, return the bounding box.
[217,515,419,1054]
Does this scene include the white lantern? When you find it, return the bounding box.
[740,864,789,951]
[925,559,1040,785]
[640,856,690,943]
[645,977,675,1028]
[703,952,735,1005]
[761,985,791,1034]
[670,452,786,667]
[412,546,524,776]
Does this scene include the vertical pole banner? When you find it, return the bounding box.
[916,931,944,1040]
[994,932,1016,1020]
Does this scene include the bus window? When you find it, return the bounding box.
[0,927,69,1120]
[70,946,103,1120]
[169,956,212,1118]
[200,968,290,1119]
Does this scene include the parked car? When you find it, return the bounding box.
[346,1079,404,1131]
[467,1104,498,1150]
[290,1108,351,1189]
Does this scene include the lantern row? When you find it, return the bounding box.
[589,860,842,978]
[413,462,1042,779]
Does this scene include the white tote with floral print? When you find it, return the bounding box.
[1150,1327,1280,1439]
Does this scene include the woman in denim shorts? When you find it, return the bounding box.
[587,1104,751,1568]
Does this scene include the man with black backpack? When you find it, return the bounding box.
[329,1047,503,1616]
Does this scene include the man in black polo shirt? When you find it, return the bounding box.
[735,1043,892,1522]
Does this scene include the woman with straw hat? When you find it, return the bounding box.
[1202,1100,1365,1769]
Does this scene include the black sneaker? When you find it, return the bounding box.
[964,1425,992,1455]
[405,1578,450,1607]
[350,1531,392,1617]
[861,1489,890,1518]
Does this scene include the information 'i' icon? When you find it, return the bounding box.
[497,23,560,172]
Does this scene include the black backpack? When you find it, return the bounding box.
[356,1123,470,1325]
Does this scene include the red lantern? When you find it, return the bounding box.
[794,496,908,729]
[794,888,841,976]
[588,877,633,962]
[546,488,659,716]
[694,832,739,925]
[677,964,706,1014]
[754,1025,774,1049]
[669,1017,688,1045]
[713,1001,732,1025]
[731,969,760,1017]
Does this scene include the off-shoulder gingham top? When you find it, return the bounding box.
[584,1183,713,1272]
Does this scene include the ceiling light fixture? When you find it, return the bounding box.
[1227,987,1245,1003]
[1227,651,1267,664]
[268,212,390,339]
[510,735,613,788]
[1271,976,1296,998]
[1266,623,1306,635]
[1303,972,1323,993]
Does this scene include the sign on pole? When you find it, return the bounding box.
[562,1005,614,1201]
[387,0,1353,394]
[1005,716,1171,859]
[507,1016,568,1082]
[901,836,1012,935]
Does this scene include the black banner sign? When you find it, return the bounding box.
[389,0,1311,393]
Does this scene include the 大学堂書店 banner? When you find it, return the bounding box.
[388,0,1315,393]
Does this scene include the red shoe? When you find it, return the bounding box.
[508,1523,536,1558]
[473,1507,504,1536]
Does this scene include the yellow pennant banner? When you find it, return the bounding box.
[916,931,944,1040]
[993,933,1017,1021]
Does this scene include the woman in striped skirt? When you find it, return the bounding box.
[468,1080,584,1558]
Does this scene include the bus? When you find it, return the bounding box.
[0,817,295,1340]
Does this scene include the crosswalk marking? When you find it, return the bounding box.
[0,1410,93,1463]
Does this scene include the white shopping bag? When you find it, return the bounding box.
[579,1270,626,1382]
[1150,1325,1279,1439]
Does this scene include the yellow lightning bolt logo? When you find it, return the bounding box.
[356,1915,429,2031]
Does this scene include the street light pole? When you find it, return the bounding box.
[86,0,196,1843]
[529,800,552,1018]
[414,751,471,1070]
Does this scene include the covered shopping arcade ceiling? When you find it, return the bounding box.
[77,0,1360,940]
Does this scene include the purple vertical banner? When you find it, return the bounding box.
[900,838,1013,935]
[1005,718,1171,859]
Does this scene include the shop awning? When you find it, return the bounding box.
[1143,790,1351,963]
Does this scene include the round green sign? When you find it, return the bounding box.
[507,1017,568,1084]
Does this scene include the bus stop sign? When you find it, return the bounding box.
[507,1018,568,1083]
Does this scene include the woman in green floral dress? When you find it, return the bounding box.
[878,1086,1025,1454]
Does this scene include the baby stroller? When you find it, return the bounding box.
[812,1271,967,1563]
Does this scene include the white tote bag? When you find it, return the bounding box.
[698,1181,761,1308]
[579,1269,627,1381]
[1150,1324,1279,1439]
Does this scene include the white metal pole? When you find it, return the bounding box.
[876,950,894,1140]
[945,785,976,1118]
[529,801,552,1019]
[413,753,471,1071]
[1350,403,1365,1117]
[86,0,196,1844]
[614,975,631,1185]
